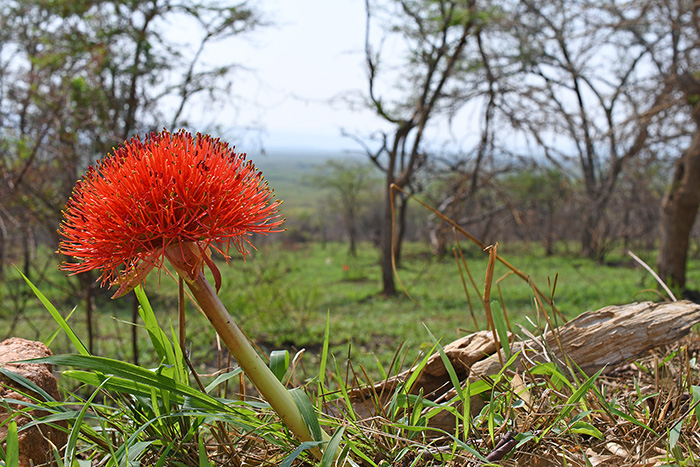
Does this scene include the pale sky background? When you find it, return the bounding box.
[219,0,386,152]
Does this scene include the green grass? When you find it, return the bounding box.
[2,241,700,466]
[1,241,673,381]
[185,241,667,378]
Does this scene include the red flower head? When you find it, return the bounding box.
[57,129,284,297]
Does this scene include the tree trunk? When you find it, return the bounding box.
[430,224,450,257]
[0,214,6,280]
[544,199,554,256]
[580,205,601,260]
[348,221,357,257]
[380,181,397,296]
[347,208,358,257]
[22,224,34,278]
[336,300,700,424]
[657,128,700,291]
[392,194,409,267]
[80,272,96,354]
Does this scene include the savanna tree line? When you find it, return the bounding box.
[1,0,699,324]
[347,0,700,296]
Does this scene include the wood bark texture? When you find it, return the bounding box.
[656,72,700,290]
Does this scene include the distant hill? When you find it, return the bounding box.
[247,149,365,216]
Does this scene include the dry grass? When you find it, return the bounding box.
[299,332,700,466]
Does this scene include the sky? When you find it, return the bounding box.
[217,0,385,152]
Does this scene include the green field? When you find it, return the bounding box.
[2,240,676,382]
[2,150,691,383]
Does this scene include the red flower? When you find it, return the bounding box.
[57,129,284,295]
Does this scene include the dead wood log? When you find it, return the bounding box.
[335,300,700,422]
[468,300,700,381]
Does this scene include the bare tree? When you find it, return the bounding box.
[356,0,501,295]
[646,2,700,292]
[594,0,699,291]
[500,0,666,260]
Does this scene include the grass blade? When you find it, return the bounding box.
[692,385,700,425]
[64,378,109,466]
[290,388,322,442]
[43,306,78,349]
[423,325,464,400]
[491,300,511,359]
[4,420,18,467]
[319,427,345,467]
[403,342,438,395]
[669,418,683,450]
[318,311,331,399]
[279,440,325,467]
[540,367,605,439]
[18,270,89,356]
[0,367,58,404]
[135,285,185,380]
[204,368,244,394]
[270,350,289,382]
[33,355,230,412]
[198,435,211,467]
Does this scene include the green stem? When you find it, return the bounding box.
[184,271,330,458]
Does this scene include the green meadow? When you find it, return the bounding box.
[1,151,687,377]
[2,240,674,380]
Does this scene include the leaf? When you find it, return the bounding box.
[423,325,464,400]
[135,286,182,378]
[529,362,575,391]
[318,311,331,395]
[153,439,176,467]
[65,370,166,401]
[43,306,78,348]
[606,404,658,436]
[204,368,243,394]
[270,350,289,382]
[122,440,153,465]
[319,427,345,467]
[290,388,322,442]
[692,385,700,425]
[569,421,603,440]
[64,378,109,466]
[198,436,211,467]
[669,418,683,449]
[279,440,325,467]
[540,367,605,439]
[5,420,18,467]
[491,300,511,358]
[510,373,532,411]
[0,367,58,404]
[331,357,358,422]
[35,355,229,412]
[19,270,89,356]
[403,342,438,395]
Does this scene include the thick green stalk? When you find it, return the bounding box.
[183,270,329,458]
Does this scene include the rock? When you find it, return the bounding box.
[0,337,67,466]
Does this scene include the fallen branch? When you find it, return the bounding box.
[338,301,700,422]
[469,300,700,379]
